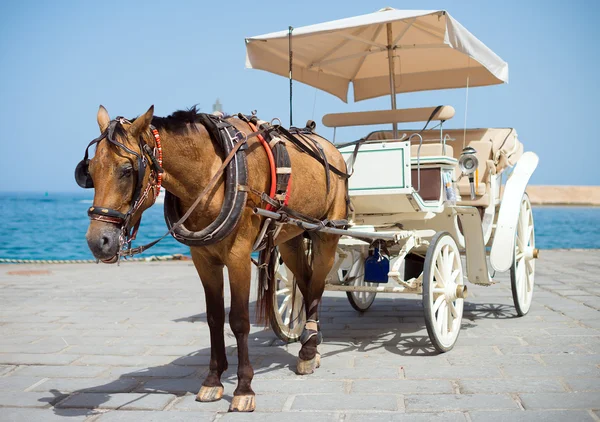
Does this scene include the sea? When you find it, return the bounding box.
[0,192,599,261]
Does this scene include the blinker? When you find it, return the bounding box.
[75,159,94,189]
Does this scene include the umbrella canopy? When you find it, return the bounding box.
[245,8,508,103]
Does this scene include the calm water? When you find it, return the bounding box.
[0,192,599,260]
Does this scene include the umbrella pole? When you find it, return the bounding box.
[288,26,294,127]
[386,23,398,139]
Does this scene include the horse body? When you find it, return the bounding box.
[83,105,347,411]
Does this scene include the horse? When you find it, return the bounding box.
[77,105,348,412]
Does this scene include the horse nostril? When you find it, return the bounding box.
[100,235,112,251]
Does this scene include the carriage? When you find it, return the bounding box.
[265,108,538,352]
[246,8,539,352]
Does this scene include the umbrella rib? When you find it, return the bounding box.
[313,48,386,68]
[350,24,384,81]
[339,33,386,49]
[411,21,446,40]
[308,26,369,69]
[392,18,416,45]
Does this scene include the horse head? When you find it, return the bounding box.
[76,105,161,263]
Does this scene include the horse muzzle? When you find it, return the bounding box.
[86,223,121,263]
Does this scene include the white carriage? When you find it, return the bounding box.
[246,8,539,352]
[269,106,538,352]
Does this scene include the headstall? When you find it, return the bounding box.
[74,117,163,259]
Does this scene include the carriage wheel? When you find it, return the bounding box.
[511,194,536,316]
[270,252,306,343]
[346,249,377,312]
[423,232,465,353]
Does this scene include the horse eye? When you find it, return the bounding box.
[120,165,133,178]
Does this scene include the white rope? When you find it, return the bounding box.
[463,58,471,149]
[311,69,321,121]
[0,254,187,265]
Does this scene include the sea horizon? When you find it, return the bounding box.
[1,191,599,262]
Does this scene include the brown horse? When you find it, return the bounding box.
[80,105,347,411]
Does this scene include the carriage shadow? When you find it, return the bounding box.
[44,295,517,417]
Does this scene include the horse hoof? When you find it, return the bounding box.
[229,395,255,412]
[296,356,317,375]
[196,385,224,402]
[315,353,321,368]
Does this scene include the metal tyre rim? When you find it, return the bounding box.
[346,250,377,312]
[270,252,306,343]
[511,195,535,316]
[423,232,464,353]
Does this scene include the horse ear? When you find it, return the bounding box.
[97,105,110,133]
[130,105,155,138]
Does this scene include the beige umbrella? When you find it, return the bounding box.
[246,8,508,113]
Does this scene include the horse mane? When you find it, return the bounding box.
[147,105,204,134]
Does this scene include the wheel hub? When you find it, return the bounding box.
[524,247,539,260]
[444,280,459,302]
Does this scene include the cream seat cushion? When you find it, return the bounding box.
[410,143,454,159]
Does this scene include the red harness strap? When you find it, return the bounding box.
[150,127,163,198]
[247,121,277,211]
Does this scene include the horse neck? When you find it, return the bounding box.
[154,125,221,200]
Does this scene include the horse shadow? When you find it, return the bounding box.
[43,295,518,417]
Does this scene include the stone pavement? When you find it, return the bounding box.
[0,249,599,421]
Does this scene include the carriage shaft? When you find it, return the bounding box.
[253,208,400,242]
[326,284,421,294]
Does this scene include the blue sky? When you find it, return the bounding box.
[1,0,598,191]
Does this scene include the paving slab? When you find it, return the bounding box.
[0,250,599,421]
[469,410,595,422]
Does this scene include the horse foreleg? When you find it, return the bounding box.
[191,251,227,403]
[227,257,255,412]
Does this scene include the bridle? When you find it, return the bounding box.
[74,117,163,259]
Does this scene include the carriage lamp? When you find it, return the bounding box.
[459,147,479,199]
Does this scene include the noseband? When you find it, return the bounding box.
[74,117,163,256]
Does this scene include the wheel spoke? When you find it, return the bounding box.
[446,303,454,333]
[436,301,447,333]
[278,295,290,315]
[442,246,451,276]
[433,294,445,314]
[440,303,448,336]
[526,269,534,292]
[526,259,535,274]
[520,264,527,300]
[448,250,456,273]
[450,269,460,282]
[283,303,293,325]
[448,300,459,319]
[276,288,290,296]
[434,265,444,285]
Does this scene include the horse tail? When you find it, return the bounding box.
[256,245,277,327]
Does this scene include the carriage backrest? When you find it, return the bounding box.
[323,106,455,128]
